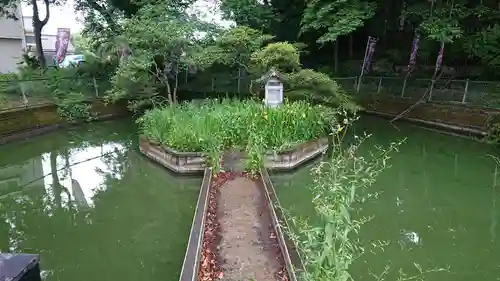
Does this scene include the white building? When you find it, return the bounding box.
[0,6,25,73]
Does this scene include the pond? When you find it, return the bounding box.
[0,119,201,281]
[271,116,500,281]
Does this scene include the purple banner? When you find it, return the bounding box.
[363,37,377,73]
[55,28,71,63]
[434,42,445,74]
[407,34,420,72]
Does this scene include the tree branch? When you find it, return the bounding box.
[41,0,50,27]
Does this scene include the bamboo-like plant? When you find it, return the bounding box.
[284,111,402,281]
[282,112,448,281]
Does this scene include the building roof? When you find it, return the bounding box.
[255,68,284,83]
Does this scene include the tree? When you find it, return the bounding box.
[301,0,376,72]
[206,26,274,73]
[106,3,215,107]
[464,24,500,70]
[0,0,64,68]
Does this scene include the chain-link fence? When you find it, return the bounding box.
[0,76,109,112]
[179,70,254,94]
[355,76,500,109]
[3,72,500,112]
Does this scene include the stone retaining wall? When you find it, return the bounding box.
[265,138,329,170]
[139,136,206,174]
[139,136,329,173]
[361,98,499,135]
[0,100,129,142]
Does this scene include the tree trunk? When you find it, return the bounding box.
[349,34,353,58]
[31,0,50,68]
[173,67,179,104]
[165,78,173,105]
[334,40,339,74]
[34,26,46,67]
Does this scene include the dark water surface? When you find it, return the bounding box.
[0,119,201,281]
[271,116,500,281]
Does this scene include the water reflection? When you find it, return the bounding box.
[37,142,127,208]
[0,120,201,281]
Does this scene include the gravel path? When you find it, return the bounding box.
[217,176,282,281]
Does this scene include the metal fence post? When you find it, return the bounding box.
[211,77,215,92]
[19,80,28,105]
[461,79,469,104]
[400,78,407,98]
[237,68,241,93]
[356,76,363,93]
[428,80,435,101]
[377,76,383,94]
[92,77,99,98]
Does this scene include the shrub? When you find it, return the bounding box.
[137,99,336,171]
[486,114,500,146]
[0,94,6,109]
[285,69,360,112]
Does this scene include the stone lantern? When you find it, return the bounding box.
[258,69,284,108]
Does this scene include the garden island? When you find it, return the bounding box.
[0,0,499,281]
[136,38,358,280]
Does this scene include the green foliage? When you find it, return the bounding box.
[248,42,358,111]
[301,0,376,44]
[47,74,94,122]
[486,114,500,146]
[464,24,500,69]
[420,17,462,43]
[285,69,359,112]
[3,64,104,121]
[250,42,301,74]
[0,72,21,96]
[404,3,464,43]
[0,94,6,109]
[207,26,274,71]
[284,118,402,281]
[219,0,275,30]
[137,99,335,172]
[106,3,213,105]
[55,93,93,122]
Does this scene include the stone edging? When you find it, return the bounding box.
[177,168,300,281]
[259,168,301,281]
[265,138,329,171]
[364,110,487,137]
[178,168,212,281]
[139,136,206,174]
[139,135,329,174]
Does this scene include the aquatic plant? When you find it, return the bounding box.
[282,113,399,281]
[282,115,446,281]
[137,99,336,172]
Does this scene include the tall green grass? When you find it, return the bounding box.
[137,99,336,171]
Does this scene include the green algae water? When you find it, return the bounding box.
[0,119,201,281]
[271,116,500,281]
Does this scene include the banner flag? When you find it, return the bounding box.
[407,34,420,73]
[55,28,71,63]
[434,41,445,75]
[363,37,378,73]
